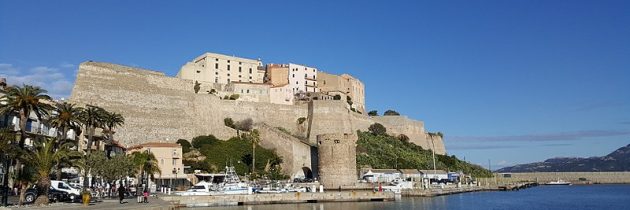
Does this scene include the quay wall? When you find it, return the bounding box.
[493,172,630,184]
[160,191,395,207]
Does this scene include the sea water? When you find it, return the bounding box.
[201,185,630,210]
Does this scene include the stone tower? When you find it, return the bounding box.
[317,133,358,189]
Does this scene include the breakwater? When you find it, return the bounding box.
[160,191,395,207]
[488,172,630,184]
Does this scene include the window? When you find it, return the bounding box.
[296,81,298,84]
[215,78,218,83]
[227,65,230,70]
[292,74,295,78]
[239,62,242,65]
[313,75,315,79]
[227,74,230,76]
[249,76,252,79]
[227,60,230,63]
[215,63,218,69]
[172,159,177,165]
[215,58,218,61]
[227,79,230,83]
[247,89,250,93]
[196,70,200,73]
[215,72,218,75]
[239,75,241,78]
[249,68,252,73]
[239,67,242,72]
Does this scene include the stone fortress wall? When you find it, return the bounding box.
[317,133,358,188]
[70,62,446,178]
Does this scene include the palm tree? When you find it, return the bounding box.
[25,137,81,205]
[131,150,161,189]
[247,129,261,178]
[101,110,124,150]
[79,105,105,154]
[0,84,53,148]
[48,102,83,144]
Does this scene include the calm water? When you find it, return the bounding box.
[202,185,630,210]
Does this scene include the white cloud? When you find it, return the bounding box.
[0,64,75,100]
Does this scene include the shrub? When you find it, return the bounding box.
[384,110,400,116]
[224,118,234,128]
[235,118,253,131]
[368,123,387,136]
[333,95,341,100]
[229,94,240,100]
[368,110,378,116]
[177,139,192,153]
[194,81,200,93]
[192,135,220,149]
[397,134,409,143]
[297,117,307,125]
[223,95,229,100]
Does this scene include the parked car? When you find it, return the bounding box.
[24,186,70,204]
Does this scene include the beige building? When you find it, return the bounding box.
[317,71,365,113]
[288,63,319,93]
[177,52,264,85]
[266,64,289,87]
[269,84,294,105]
[127,142,185,188]
[229,82,271,103]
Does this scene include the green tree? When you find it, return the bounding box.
[384,110,400,116]
[367,110,378,116]
[244,129,261,178]
[130,150,161,187]
[26,137,81,205]
[0,84,53,148]
[368,123,387,136]
[177,139,192,153]
[192,135,220,149]
[80,105,105,155]
[101,110,125,155]
[48,102,83,144]
[397,134,410,143]
[77,151,108,191]
[333,94,341,100]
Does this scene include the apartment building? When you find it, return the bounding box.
[288,63,319,94]
[177,52,264,85]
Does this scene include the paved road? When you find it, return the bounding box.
[1,195,174,210]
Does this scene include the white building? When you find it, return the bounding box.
[361,169,402,183]
[177,52,264,85]
[419,170,448,181]
[288,63,318,94]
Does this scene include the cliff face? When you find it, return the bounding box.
[69,61,446,155]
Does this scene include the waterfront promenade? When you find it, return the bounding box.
[0,197,175,210]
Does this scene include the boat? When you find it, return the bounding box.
[545,178,572,185]
[176,166,251,196]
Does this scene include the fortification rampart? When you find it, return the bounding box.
[69,62,446,176]
[491,172,630,184]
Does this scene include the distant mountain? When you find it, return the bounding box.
[496,144,630,172]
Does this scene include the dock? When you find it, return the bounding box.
[160,191,395,207]
[497,182,538,191]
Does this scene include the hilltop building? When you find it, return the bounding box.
[177,52,265,84]
[317,71,365,113]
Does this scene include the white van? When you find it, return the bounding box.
[51,180,81,200]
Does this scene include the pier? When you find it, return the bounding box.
[497,182,538,191]
[160,191,396,207]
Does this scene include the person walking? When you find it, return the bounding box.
[118,185,126,204]
[143,188,149,203]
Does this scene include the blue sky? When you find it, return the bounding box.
[1,0,629,169]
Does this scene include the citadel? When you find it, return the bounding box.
[69,52,446,187]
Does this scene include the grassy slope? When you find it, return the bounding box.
[356,131,492,177]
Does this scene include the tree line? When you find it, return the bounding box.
[0,84,158,206]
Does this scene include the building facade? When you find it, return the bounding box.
[266,64,290,87]
[127,142,186,188]
[177,52,264,85]
[288,63,319,94]
[317,71,366,113]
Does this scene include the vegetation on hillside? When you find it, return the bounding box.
[356,131,492,177]
[181,134,288,180]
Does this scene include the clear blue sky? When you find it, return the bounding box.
[1,0,629,169]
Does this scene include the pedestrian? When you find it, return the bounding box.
[143,188,149,203]
[118,185,125,204]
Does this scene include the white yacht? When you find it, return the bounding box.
[545,178,572,185]
[177,166,250,196]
